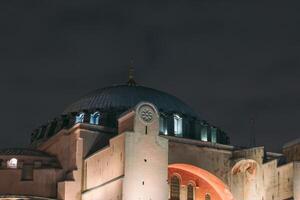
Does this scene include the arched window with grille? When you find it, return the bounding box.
[90,111,100,125]
[159,114,168,135]
[187,184,194,200]
[205,193,211,200]
[173,114,183,136]
[75,112,85,124]
[170,175,180,200]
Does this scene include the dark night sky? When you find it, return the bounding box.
[0,1,300,152]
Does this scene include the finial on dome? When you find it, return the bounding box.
[127,58,136,86]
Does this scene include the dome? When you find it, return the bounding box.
[63,84,200,119]
[31,83,230,146]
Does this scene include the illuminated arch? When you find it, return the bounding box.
[231,159,258,176]
[187,179,196,187]
[169,163,234,200]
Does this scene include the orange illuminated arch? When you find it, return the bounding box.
[169,163,234,200]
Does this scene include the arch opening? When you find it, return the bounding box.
[169,163,234,200]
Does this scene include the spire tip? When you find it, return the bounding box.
[127,58,136,86]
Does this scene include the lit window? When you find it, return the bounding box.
[90,112,100,125]
[211,127,217,143]
[75,112,85,124]
[7,158,18,169]
[159,115,168,135]
[174,114,182,136]
[187,184,194,200]
[205,193,211,200]
[201,126,208,141]
[170,175,180,200]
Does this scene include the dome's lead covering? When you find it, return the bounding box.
[63,85,199,118]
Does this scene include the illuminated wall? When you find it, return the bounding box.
[0,102,299,200]
[122,103,169,200]
[82,134,125,200]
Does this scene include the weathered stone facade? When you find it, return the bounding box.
[0,84,299,200]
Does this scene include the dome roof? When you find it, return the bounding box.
[63,84,200,118]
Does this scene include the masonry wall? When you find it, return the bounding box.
[262,161,293,200]
[122,103,169,200]
[82,134,125,200]
[39,128,82,200]
[169,141,233,184]
[293,162,300,200]
[82,178,123,200]
[277,163,293,200]
[283,143,300,162]
[0,168,59,198]
[169,141,296,200]
[263,160,278,200]
[38,124,101,200]
[230,147,265,200]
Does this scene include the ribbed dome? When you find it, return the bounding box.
[63,84,199,118]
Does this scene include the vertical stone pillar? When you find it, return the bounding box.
[123,102,169,200]
[294,162,300,200]
[180,185,187,200]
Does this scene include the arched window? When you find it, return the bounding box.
[211,127,217,143]
[170,175,180,200]
[7,158,18,169]
[90,112,100,125]
[159,114,168,135]
[75,112,85,124]
[173,114,182,136]
[205,193,211,200]
[201,124,208,141]
[187,184,194,200]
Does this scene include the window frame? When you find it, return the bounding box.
[159,114,168,135]
[187,183,195,200]
[211,127,217,143]
[170,174,181,200]
[75,112,85,124]
[90,111,100,125]
[173,114,183,137]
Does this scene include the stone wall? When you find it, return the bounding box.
[0,168,60,198]
[82,134,125,200]
[168,138,233,184]
[122,103,169,200]
[262,160,293,200]
[283,140,300,162]
[38,124,102,200]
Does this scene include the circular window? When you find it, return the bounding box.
[138,104,155,124]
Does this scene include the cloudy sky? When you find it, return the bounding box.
[0,0,300,151]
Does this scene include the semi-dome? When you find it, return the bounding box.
[63,84,200,118]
